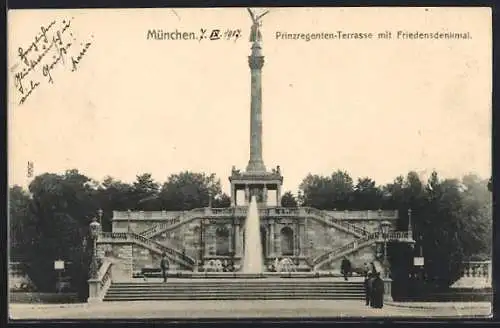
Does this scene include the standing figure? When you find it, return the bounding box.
[340,256,352,281]
[160,252,169,283]
[370,272,385,308]
[363,262,371,306]
[247,8,269,43]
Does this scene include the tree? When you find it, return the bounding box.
[159,171,223,210]
[352,177,383,210]
[212,193,231,208]
[9,186,36,260]
[329,170,355,209]
[281,191,298,207]
[458,174,492,260]
[299,170,354,210]
[95,176,135,231]
[132,173,161,210]
[23,170,97,296]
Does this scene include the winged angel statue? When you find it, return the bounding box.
[247,8,270,42]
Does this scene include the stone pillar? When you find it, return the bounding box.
[228,224,233,253]
[204,226,211,257]
[274,223,281,256]
[269,221,275,257]
[277,185,282,206]
[299,223,307,256]
[87,278,102,303]
[245,185,250,205]
[246,42,266,173]
[263,184,268,205]
[231,183,236,207]
[239,224,244,256]
[384,278,393,301]
[200,221,205,261]
[234,222,241,257]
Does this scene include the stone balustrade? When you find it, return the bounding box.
[325,210,399,220]
[312,231,414,268]
[113,207,398,221]
[88,260,113,303]
[98,232,195,268]
[113,209,203,221]
[461,261,491,281]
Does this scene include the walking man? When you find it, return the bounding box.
[160,252,169,283]
[340,256,351,281]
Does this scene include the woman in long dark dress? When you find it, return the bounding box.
[370,272,384,308]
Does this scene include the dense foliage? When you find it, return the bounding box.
[9,169,491,297]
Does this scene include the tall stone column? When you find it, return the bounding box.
[246,42,266,173]
[277,185,282,206]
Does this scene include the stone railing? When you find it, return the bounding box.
[303,207,370,237]
[312,231,414,268]
[98,232,195,268]
[113,210,185,221]
[139,215,183,238]
[87,260,113,303]
[461,261,491,281]
[131,206,393,242]
[325,210,399,220]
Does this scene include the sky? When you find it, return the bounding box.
[8,7,492,194]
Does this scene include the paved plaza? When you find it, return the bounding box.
[9,300,491,320]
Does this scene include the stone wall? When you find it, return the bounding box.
[305,218,357,259]
[97,244,133,282]
[153,219,201,260]
[318,243,378,271]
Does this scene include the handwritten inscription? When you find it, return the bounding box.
[12,18,94,106]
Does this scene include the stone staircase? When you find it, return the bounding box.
[139,207,371,241]
[310,231,412,270]
[98,232,196,270]
[103,279,365,301]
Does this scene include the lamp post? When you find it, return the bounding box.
[98,208,103,224]
[89,217,101,279]
[380,220,391,278]
[407,208,413,240]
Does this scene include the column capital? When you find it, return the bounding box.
[248,55,264,69]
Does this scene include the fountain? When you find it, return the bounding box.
[242,196,264,273]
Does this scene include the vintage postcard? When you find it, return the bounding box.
[8,7,492,319]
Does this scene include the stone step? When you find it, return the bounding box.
[112,281,364,286]
[106,289,365,294]
[109,285,363,291]
[104,294,365,301]
[110,283,364,288]
[104,279,366,301]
